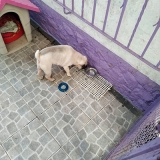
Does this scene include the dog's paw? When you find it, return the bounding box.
[67,74,71,77]
[45,75,55,82]
[49,78,55,82]
[38,75,44,80]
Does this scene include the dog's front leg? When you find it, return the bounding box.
[63,66,71,76]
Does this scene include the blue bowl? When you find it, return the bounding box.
[58,82,69,92]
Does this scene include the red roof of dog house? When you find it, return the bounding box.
[0,0,40,12]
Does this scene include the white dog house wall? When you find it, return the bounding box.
[0,0,40,54]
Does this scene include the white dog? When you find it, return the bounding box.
[35,45,87,81]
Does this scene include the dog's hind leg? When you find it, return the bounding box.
[40,62,55,81]
[63,66,71,76]
[45,74,55,81]
[37,68,44,80]
[45,70,55,81]
[43,68,55,81]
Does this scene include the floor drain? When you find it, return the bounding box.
[70,67,112,100]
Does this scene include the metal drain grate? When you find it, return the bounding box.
[70,67,112,100]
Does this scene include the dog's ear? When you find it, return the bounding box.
[83,56,87,65]
[82,56,87,65]
[77,56,87,65]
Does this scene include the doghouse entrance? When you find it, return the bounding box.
[0,12,28,53]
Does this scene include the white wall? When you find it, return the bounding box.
[42,0,160,85]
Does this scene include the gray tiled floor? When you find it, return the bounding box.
[0,27,139,160]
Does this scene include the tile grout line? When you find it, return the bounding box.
[0,144,12,160]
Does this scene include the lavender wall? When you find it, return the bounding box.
[29,0,160,112]
[118,137,160,160]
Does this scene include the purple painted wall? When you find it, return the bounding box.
[29,0,160,112]
[119,138,160,160]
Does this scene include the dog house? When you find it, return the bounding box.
[0,0,40,54]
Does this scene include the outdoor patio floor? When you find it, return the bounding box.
[0,26,140,160]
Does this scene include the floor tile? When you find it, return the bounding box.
[0,145,10,160]
[2,118,60,160]
[18,77,75,115]
[73,86,106,119]
[92,103,138,144]
[48,149,71,160]
[1,52,37,91]
[38,98,90,146]
[0,72,16,102]
[0,93,36,143]
[62,121,110,160]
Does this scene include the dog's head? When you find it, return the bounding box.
[76,55,88,69]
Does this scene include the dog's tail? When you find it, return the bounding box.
[35,50,40,62]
